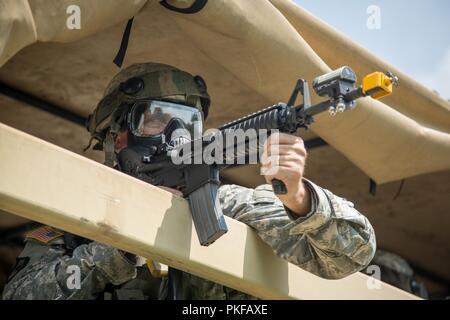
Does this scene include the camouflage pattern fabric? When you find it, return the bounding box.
[3,179,376,300]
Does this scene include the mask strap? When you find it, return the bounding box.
[83,136,95,153]
[104,133,117,167]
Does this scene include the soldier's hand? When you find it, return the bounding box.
[261,132,311,217]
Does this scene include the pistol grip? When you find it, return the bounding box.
[272,179,288,195]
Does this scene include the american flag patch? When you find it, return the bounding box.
[25,226,64,244]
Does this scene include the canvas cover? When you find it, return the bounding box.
[0,0,449,184]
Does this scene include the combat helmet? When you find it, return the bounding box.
[85,63,210,165]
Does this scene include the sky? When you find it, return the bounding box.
[294,0,450,100]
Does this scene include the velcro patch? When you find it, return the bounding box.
[25,226,64,244]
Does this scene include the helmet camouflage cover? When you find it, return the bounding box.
[86,63,210,151]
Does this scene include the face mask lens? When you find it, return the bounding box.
[134,104,171,136]
[130,101,202,139]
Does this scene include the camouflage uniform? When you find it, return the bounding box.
[3,179,376,300]
[3,63,376,299]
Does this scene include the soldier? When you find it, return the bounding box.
[3,63,376,300]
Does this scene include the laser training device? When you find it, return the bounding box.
[312,66,399,114]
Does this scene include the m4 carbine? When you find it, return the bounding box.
[135,66,399,246]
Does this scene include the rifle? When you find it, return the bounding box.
[119,66,399,246]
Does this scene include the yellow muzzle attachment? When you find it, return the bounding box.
[362,71,399,99]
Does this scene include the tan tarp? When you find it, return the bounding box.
[0,0,147,64]
[0,0,449,184]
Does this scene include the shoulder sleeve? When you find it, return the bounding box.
[217,179,376,279]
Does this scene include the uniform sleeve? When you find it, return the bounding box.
[217,179,376,279]
[2,240,137,300]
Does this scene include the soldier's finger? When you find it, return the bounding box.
[261,160,303,175]
[267,132,303,146]
[265,144,307,157]
[262,167,291,182]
